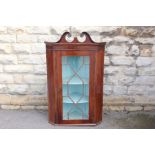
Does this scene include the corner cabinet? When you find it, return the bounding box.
[45,32,105,125]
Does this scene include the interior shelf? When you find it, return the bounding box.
[63,93,89,103]
[63,77,89,85]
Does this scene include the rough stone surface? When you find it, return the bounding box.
[0,55,17,64]
[135,37,155,44]
[18,54,46,64]
[104,85,113,95]
[0,35,16,43]
[138,67,155,75]
[140,45,152,57]
[0,94,11,104]
[23,75,47,84]
[0,26,154,111]
[0,44,12,54]
[21,105,35,110]
[104,56,110,65]
[106,44,129,55]
[128,86,149,95]
[4,65,33,73]
[111,56,135,66]
[0,74,14,83]
[1,105,20,110]
[33,65,47,74]
[144,106,155,111]
[35,106,48,110]
[17,35,38,43]
[7,84,29,95]
[0,65,3,72]
[125,106,143,111]
[136,57,154,67]
[134,76,155,85]
[12,43,31,54]
[104,96,133,105]
[108,106,125,111]
[113,86,128,95]
[128,45,140,56]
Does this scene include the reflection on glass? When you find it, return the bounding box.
[62,56,89,120]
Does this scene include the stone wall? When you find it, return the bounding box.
[0,26,155,111]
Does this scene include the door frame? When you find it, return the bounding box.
[56,51,96,124]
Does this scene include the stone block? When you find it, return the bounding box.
[4,65,33,73]
[29,84,47,95]
[0,94,11,104]
[12,43,31,54]
[31,43,45,54]
[112,36,134,44]
[104,56,110,65]
[0,43,12,54]
[0,65,3,72]
[18,54,46,64]
[108,106,125,111]
[123,67,137,75]
[128,45,139,56]
[125,106,143,111]
[17,34,38,43]
[25,26,51,34]
[111,56,135,66]
[113,86,128,95]
[135,37,155,44]
[151,45,155,56]
[23,74,47,84]
[134,96,155,105]
[35,106,48,110]
[148,86,155,95]
[104,66,120,75]
[104,96,133,105]
[13,74,24,84]
[34,65,47,74]
[7,27,27,34]
[21,105,35,110]
[134,76,155,85]
[0,74,14,83]
[7,84,29,95]
[138,67,155,75]
[140,45,152,57]
[106,44,129,55]
[0,27,7,34]
[11,95,47,105]
[136,57,154,67]
[37,35,59,42]
[0,35,16,43]
[1,105,20,110]
[107,75,135,85]
[0,84,7,93]
[128,85,148,95]
[0,55,17,64]
[71,26,104,35]
[105,66,136,76]
[144,106,155,111]
[50,26,70,35]
[121,27,139,36]
[104,85,113,95]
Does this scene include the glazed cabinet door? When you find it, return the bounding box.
[56,51,96,124]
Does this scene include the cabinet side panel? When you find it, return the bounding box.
[46,49,56,123]
[94,47,104,123]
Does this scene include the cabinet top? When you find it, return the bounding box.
[45,32,106,47]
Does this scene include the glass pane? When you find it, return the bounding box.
[62,56,89,120]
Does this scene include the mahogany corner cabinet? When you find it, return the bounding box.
[45,32,105,125]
